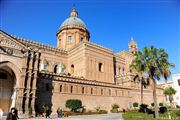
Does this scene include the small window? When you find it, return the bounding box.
[91,88,93,94]
[115,90,117,96]
[99,63,103,72]
[59,85,62,92]
[70,86,73,93]
[82,87,84,94]
[178,79,180,86]
[67,36,72,44]
[46,83,49,91]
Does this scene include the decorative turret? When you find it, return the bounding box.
[128,37,138,54]
[56,7,90,50]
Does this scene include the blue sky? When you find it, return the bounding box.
[0,0,180,79]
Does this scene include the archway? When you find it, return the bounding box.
[0,62,20,115]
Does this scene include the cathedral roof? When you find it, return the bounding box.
[58,7,88,33]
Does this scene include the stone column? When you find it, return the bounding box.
[10,88,17,108]
[25,51,35,111]
[28,51,40,114]
[17,51,29,114]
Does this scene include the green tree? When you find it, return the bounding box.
[65,99,82,112]
[133,102,139,110]
[130,51,149,104]
[130,46,174,118]
[130,74,147,104]
[164,87,176,104]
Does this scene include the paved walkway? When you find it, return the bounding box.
[1,113,123,120]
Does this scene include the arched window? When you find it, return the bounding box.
[59,85,62,92]
[82,87,84,94]
[91,88,93,94]
[70,86,73,93]
[99,63,103,72]
[71,64,74,74]
[39,59,48,71]
[54,63,65,74]
[54,65,58,73]
[67,36,72,44]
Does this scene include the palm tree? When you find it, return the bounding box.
[131,46,174,118]
[164,87,176,106]
[130,53,147,104]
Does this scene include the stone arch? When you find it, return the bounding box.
[0,61,21,115]
[0,61,21,88]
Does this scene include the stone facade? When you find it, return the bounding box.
[0,7,165,115]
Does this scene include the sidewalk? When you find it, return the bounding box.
[1,113,123,120]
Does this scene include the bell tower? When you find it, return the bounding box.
[56,7,90,50]
[128,37,138,54]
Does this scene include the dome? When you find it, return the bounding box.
[58,7,88,32]
[60,17,87,30]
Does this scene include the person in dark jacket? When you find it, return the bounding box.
[6,108,17,120]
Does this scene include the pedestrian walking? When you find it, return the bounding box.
[6,108,17,120]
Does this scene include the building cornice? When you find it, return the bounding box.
[11,35,68,55]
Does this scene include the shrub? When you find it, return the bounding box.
[95,106,101,112]
[112,104,120,110]
[111,109,119,113]
[159,106,167,114]
[139,104,148,113]
[65,99,82,112]
[151,103,154,107]
[110,103,120,113]
[175,110,180,117]
[159,102,163,106]
[133,102,139,108]
[99,110,108,114]
[146,108,154,114]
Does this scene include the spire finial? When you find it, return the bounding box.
[70,5,78,17]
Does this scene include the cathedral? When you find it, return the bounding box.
[0,7,165,115]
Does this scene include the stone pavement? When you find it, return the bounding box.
[1,113,123,120]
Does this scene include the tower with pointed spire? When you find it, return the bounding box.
[56,7,90,50]
[128,37,138,54]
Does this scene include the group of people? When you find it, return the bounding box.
[56,107,63,118]
[6,107,19,120]
[6,106,64,119]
